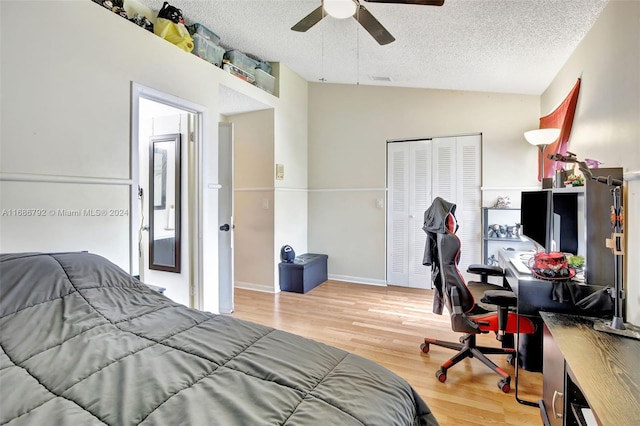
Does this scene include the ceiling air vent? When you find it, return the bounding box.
[369,75,392,82]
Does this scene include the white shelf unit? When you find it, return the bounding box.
[482,207,533,265]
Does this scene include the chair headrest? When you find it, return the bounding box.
[446,213,457,233]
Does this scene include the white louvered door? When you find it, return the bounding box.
[387,135,481,288]
[432,135,482,283]
[456,135,482,282]
[408,142,432,287]
[387,144,410,286]
[387,141,432,288]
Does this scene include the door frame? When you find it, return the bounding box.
[131,83,209,310]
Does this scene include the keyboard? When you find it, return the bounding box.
[510,257,532,275]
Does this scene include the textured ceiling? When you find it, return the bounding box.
[134,0,607,95]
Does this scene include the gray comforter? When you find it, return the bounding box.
[0,252,438,425]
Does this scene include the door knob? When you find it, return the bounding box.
[219,224,230,231]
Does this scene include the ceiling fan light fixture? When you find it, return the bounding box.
[324,0,357,19]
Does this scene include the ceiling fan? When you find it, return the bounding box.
[291,0,445,45]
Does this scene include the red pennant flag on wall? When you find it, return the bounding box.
[537,78,581,181]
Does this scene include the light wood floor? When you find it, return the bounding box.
[231,280,543,425]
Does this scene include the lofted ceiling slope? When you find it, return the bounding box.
[135,0,608,95]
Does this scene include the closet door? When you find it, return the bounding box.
[387,135,481,287]
[387,143,410,286]
[456,135,482,281]
[386,141,431,288]
[432,135,482,282]
[408,142,432,287]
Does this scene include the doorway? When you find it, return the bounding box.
[131,83,207,309]
[137,99,193,305]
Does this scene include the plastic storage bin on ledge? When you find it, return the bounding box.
[187,23,224,67]
[224,50,259,75]
[187,23,221,45]
[279,254,328,294]
[254,68,275,94]
[222,62,255,84]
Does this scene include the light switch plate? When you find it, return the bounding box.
[276,164,284,180]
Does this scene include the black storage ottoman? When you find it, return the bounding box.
[279,253,328,294]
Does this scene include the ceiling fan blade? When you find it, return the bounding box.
[291,5,325,32]
[363,0,444,5]
[356,5,395,45]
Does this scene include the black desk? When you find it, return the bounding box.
[498,250,609,406]
[498,249,608,318]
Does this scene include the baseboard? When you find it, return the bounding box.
[234,281,277,293]
[235,277,387,291]
[328,274,387,287]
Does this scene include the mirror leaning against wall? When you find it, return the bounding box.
[149,133,181,272]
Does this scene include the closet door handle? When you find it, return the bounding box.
[552,390,564,419]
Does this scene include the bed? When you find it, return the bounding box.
[0,252,438,425]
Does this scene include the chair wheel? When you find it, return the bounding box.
[420,342,430,353]
[436,369,447,383]
[498,379,510,393]
[506,354,516,366]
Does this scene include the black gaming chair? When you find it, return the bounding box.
[420,197,536,393]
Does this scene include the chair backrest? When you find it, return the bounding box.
[423,197,479,334]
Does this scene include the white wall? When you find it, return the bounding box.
[273,64,309,289]
[540,0,640,324]
[232,109,276,291]
[307,83,539,282]
[0,0,223,311]
[229,63,309,293]
[0,1,307,312]
[0,182,131,268]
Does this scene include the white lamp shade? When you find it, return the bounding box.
[524,128,560,146]
[324,0,357,19]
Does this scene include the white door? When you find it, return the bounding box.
[138,103,193,305]
[455,135,482,280]
[387,141,432,288]
[218,122,234,313]
[387,135,481,287]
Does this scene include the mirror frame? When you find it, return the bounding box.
[149,133,181,273]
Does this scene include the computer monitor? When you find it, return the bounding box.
[520,190,553,252]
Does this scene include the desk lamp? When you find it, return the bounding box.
[524,128,560,184]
